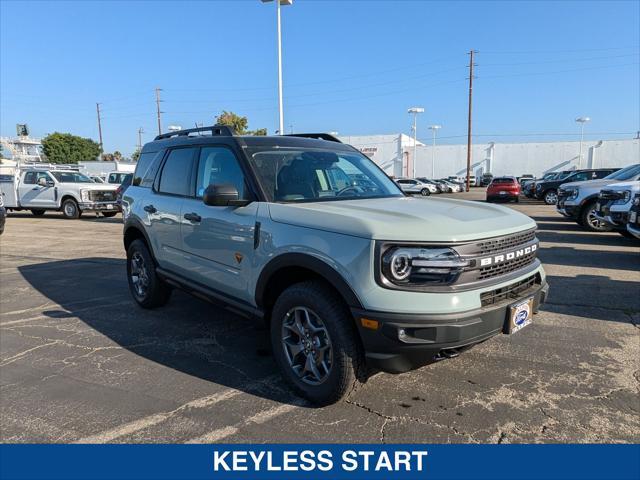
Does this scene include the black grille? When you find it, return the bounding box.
[599,189,624,201]
[89,190,116,202]
[478,251,537,280]
[474,229,536,255]
[480,273,541,307]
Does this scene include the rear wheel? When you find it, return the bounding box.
[420,188,430,196]
[579,201,611,232]
[31,209,45,217]
[61,199,80,219]
[270,281,364,405]
[543,189,558,205]
[126,239,172,308]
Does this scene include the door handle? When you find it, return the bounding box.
[143,204,157,214]
[183,212,201,223]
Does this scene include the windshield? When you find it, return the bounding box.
[246,147,403,202]
[50,171,93,183]
[556,171,573,180]
[604,164,640,180]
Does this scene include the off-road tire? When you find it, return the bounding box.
[126,239,172,308]
[579,201,611,232]
[270,281,365,405]
[61,198,81,219]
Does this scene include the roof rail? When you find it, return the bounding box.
[154,124,236,141]
[17,162,80,171]
[284,133,342,143]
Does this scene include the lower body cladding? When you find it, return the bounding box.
[594,210,629,231]
[79,201,120,212]
[351,274,549,373]
[556,204,578,218]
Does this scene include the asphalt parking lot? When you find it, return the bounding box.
[1,190,639,444]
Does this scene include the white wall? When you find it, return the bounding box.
[339,134,640,178]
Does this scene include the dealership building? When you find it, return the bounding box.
[338,134,639,179]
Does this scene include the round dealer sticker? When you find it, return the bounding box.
[511,300,532,333]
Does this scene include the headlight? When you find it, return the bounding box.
[80,189,90,202]
[564,187,579,200]
[381,246,469,286]
[613,190,631,205]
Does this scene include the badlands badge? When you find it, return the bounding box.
[507,297,534,334]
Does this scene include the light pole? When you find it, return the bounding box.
[261,0,293,135]
[408,107,424,178]
[429,125,441,178]
[575,116,590,168]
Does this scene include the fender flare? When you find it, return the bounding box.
[255,253,363,309]
[123,218,156,260]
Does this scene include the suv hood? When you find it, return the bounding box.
[268,196,536,242]
[602,180,640,191]
[559,178,614,191]
[60,183,118,191]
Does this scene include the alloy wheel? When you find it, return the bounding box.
[281,307,333,385]
[130,251,150,298]
[544,191,558,205]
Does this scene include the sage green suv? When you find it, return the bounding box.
[122,126,548,405]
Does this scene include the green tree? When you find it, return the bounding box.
[131,148,141,162]
[41,133,102,164]
[215,111,267,136]
[113,151,123,161]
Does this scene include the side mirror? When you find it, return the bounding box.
[203,184,250,207]
[37,178,47,187]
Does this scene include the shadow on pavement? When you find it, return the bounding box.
[539,246,640,272]
[7,212,122,224]
[537,230,639,247]
[17,258,312,407]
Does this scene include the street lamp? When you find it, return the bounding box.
[261,0,293,135]
[575,116,590,168]
[408,107,424,178]
[428,124,442,178]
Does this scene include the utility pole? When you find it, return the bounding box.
[465,50,477,192]
[137,127,144,151]
[96,103,103,154]
[155,87,163,135]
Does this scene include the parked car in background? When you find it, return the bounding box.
[481,173,494,186]
[534,168,619,205]
[486,176,521,203]
[107,172,132,184]
[626,193,640,239]
[518,174,534,186]
[0,167,119,219]
[430,179,451,193]
[0,194,6,235]
[523,171,571,198]
[465,175,478,187]
[557,164,640,231]
[594,180,640,237]
[395,178,436,196]
[115,173,133,208]
[415,178,442,194]
[440,179,463,192]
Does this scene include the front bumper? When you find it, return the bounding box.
[627,223,640,239]
[351,278,549,373]
[594,211,628,229]
[78,201,120,212]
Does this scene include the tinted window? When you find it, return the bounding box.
[492,177,516,184]
[51,171,93,183]
[196,147,246,199]
[158,148,196,196]
[133,151,162,188]
[604,164,640,180]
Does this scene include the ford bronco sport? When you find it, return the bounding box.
[122,125,548,404]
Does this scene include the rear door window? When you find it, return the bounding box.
[158,148,197,196]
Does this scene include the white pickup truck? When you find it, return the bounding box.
[0,166,119,219]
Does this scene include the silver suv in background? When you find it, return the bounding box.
[122,126,547,404]
[556,164,640,231]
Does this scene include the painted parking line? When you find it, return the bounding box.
[74,375,284,444]
[185,400,305,444]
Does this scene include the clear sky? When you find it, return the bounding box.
[1,0,638,156]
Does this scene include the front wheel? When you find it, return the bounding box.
[61,199,81,219]
[543,189,558,205]
[579,202,611,232]
[420,188,430,196]
[126,239,172,308]
[270,281,364,405]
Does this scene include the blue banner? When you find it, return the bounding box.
[1,444,638,480]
